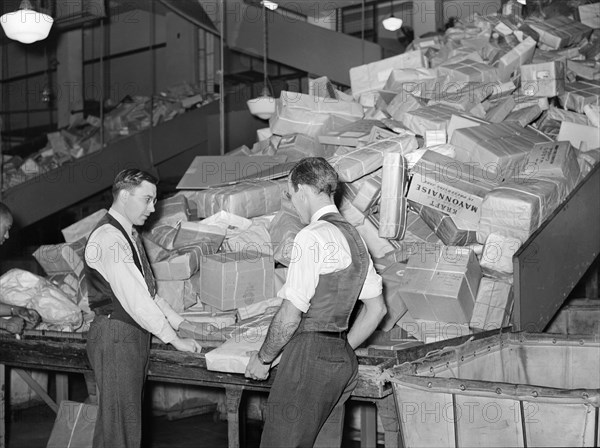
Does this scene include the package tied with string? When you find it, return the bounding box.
[470,278,513,331]
[397,246,482,323]
[526,16,593,50]
[409,201,478,247]
[378,152,408,240]
[557,80,600,114]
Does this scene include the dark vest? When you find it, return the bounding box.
[84,213,150,332]
[299,212,370,332]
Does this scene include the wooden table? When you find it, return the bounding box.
[0,331,400,448]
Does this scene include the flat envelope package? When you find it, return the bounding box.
[450,122,550,181]
[330,135,417,182]
[477,176,568,243]
[198,251,274,311]
[185,179,284,219]
[350,50,427,98]
[269,91,363,137]
[398,246,482,323]
[407,151,495,227]
[205,333,281,374]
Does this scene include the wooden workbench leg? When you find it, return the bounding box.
[225,386,244,448]
[375,394,400,448]
[55,373,69,406]
[360,404,377,448]
[0,364,6,448]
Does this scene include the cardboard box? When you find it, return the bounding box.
[496,37,537,82]
[350,50,427,98]
[398,246,481,323]
[470,278,513,331]
[522,141,580,191]
[383,68,447,99]
[349,172,382,213]
[557,121,600,152]
[47,401,97,448]
[198,251,274,311]
[401,104,462,136]
[61,209,107,243]
[172,221,226,251]
[379,261,408,331]
[330,135,417,182]
[157,276,199,313]
[269,204,303,266]
[558,80,600,114]
[520,61,565,97]
[578,3,600,29]
[407,151,495,227]
[205,333,281,374]
[152,243,218,280]
[438,58,499,84]
[450,122,550,182]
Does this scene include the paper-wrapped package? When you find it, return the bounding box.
[396,312,471,343]
[222,221,272,256]
[355,215,396,259]
[276,133,323,161]
[470,278,513,331]
[269,203,303,266]
[484,97,516,123]
[401,104,463,136]
[197,251,274,311]
[318,119,384,147]
[522,141,580,192]
[269,91,363,138]
[527,16,593,50]
[450,122,550,182]
[386,94,426,122]
[205,333,281,374]
[330,135,417,182]
[437,58,499,84]
[171,221,226,251]
[384,68,447,99]
[520,61,565,97]
[184,179,284,219]
[350,50,427,98]
[504,105,543,127]
[145,195,190,229]
[152,242,217,280]
[347,171,382,213]
[237,297,282,321]
[496,36,537,82]
[558,122,600,152]
[156,276,199,313]
[410,201,478,246]
[398,247,481,323]
[33,241,85,276]
[379,153,408,239]
[479,232,521,278]
[405,144,457,171]
[558,80,600,114]
[477,176,568,243]
[379,261,408,331]
[446,114,489,141]
[61,209,107,243]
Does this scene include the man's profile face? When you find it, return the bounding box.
[0,213,13,245]
[123,181,157,226]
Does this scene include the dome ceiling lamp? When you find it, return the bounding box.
[382,0,403,32]
[1,0,54,44]
[247,1,278,120]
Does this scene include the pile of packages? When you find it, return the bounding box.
[1,83,216,192]
[28,2,600,352]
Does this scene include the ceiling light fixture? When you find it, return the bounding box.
[382,1,403,32]
[247,3,276,120]
[261,1,278,11]
[0,0,54,44]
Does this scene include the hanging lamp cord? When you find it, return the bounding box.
[262,6,269,97]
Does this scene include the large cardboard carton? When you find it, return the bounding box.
[398,246,482,323]
[198,251,274,311]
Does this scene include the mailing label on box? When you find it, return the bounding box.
[407,177,483,225]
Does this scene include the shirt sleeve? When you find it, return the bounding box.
[276,229,321,313]
[155,296,185,330]
[86,226,178,343]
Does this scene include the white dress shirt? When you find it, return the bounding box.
[278,205,383,313]
[85,208,183,343]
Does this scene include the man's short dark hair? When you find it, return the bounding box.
[112,169,158,201]
[289,157,339,197]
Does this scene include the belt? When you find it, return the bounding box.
[311,331,347,339]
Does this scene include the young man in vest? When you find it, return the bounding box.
[245,157,387,447]
[85,169,201,447]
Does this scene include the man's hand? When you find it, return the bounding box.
[170,336,202,354]
[13,307,41,328]
[245,351,271,381]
